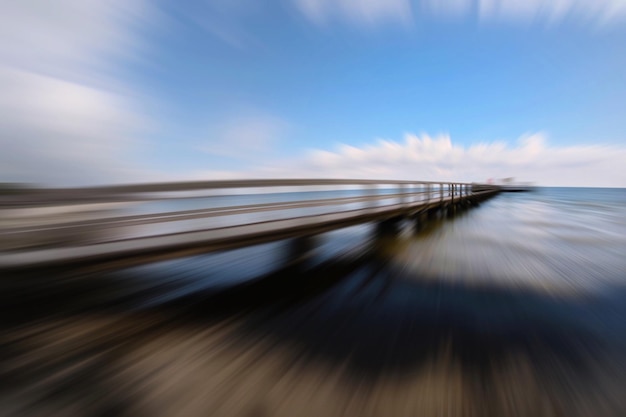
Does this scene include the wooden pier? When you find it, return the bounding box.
[0,179,500,271]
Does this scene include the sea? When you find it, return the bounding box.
[2,187,626,417]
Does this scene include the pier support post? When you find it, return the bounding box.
[413,211,425,232]
[414,208,440,232]
[427,207,439,219]
[376,216,402,238]
[287,236,316,265]
[446,203,457,218]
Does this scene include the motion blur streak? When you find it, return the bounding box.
[1,188,626,416]
[0,0,153,185]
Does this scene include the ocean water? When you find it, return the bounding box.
[2,187,626,417]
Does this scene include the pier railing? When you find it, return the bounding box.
[0,179,500,270]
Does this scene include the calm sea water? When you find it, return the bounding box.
[2,187,626,416]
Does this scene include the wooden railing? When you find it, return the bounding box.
[0,179,500,270]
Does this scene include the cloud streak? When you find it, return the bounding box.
[146,131,626,188]
[295,0,413,26]
[294,0,626,27]
[198,111,288,160]
[290,132,626,187]
[0,0,154,186]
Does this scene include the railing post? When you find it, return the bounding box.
[367,183,376,211]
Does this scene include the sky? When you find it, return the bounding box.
[1,0,626,187]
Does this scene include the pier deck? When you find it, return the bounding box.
[0,179,500,271]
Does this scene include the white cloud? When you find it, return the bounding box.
[0,67,149,185]
[0,0,154,186]
[174,131,626,187]
[295,0,413,26]
[421,0,472,18]
[281,132,626,187]
[169,0,264,49]
[294,0,626,26]
[477,0,626,24]
[198,112,288,160]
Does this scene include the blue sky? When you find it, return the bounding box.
[1,0,626,186]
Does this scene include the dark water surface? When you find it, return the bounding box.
[2,188,626,416]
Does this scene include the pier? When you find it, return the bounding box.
[0,179,500,271]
